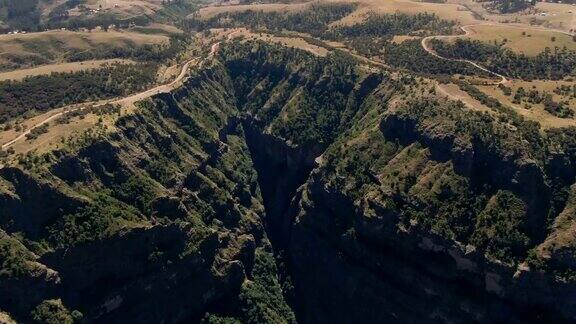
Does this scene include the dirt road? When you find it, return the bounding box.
[209,29,242,58]
[1,58,197,150]
[1,31,244,151]
[421,24,509,84]
[421,23,576,84]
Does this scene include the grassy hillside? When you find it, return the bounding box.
[0,0,198,32]
[0,30,171,71]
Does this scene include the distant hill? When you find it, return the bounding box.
[0,0,198,32]
[0,0,42,31]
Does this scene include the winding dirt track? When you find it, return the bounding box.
[1,31,244,151]
[1,32,244,151]
[4,24,574,150]
[421,23,576,84]
[1,58,197,150]
[421,24,509,84]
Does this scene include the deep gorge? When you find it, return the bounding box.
[1,41,576,323]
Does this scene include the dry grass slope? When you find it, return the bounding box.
[0,30,168,71]
[0,59,136,81]
[461,24,576,56]
[196,2,309,19]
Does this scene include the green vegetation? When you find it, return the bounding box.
[0,0,41,31]
[332,14,486,76]
[25,123,49,141]
[0,0,140,32]
[485,0,533,13]
[193,6,456,43]
[67,34,192,63]
[458,82,514,111]
[189,3,357,36]
[220,41,377,146]
[513,86,544,104]
[471,191,530,261]
[238,249,296,324]
[48,193,143,249]
[453,81,544,153]
[2,31,576,322]
[322,85,571,266]
[30,299,73,324]
[328,12,457,39]
[0,0,198,32]
[467,80,573,119]
[203,249,296,323]
[0,231,34,279]
[0,33,191,75]
[193,5,470,76]
[543,95,573,118]
[112,175,161,214]
[431,38,576,80]
[382,39,482,76]
[0,63,158,122]
[202,314,242,324]
[554,84,576,99]
[46,11,150,32]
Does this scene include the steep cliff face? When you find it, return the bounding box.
[0,60,282,323]
[285,97,576,322]
[2,41,576,323]
[242,118,323,248]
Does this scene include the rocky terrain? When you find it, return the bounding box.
[1,38,576,323]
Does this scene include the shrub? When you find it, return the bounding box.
[30,299,73,324]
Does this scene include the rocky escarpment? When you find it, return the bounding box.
[0,59,287,323]
[44,224,254,323]
[288,172,576,323]
[2,41,576,323]
[283,96,576,322]
[216,44,576,321]
[0,40,380,323]
[242,117,323,248]
[380,99,550,239]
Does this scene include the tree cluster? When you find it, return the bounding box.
[431,38,576,80]
[0,63,158,122]
[188,3,357,36]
